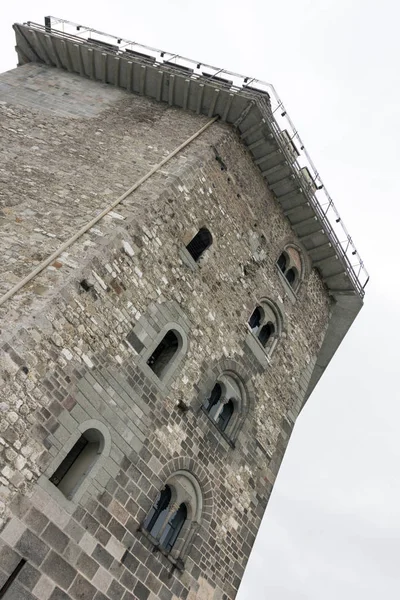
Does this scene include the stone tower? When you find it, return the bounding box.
[0,17,368,600]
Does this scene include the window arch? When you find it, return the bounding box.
[186,227,212,262]
[49,428,104,500]
[143,471,202,562]
[248,300,282,354]
[277,245,303,290]
[146,328,183,380]
[203,373,246,440]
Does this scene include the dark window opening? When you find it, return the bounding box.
[277,249,301,290]
[217,399,234,432]
[144,486,172,539]
[205,384,235,433]
[160,503,187,552]
[147,330,180,379]
[277,252,287,272]
[49,429,102,499]
[206,383,222,412]
[206,384,223,421]
[186,228,213,262]
[143,486,187,553]
[285,267,297,285]
[258,322,275,347]
[248,307,263,331]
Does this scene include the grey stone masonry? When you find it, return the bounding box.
[0,63,332,599]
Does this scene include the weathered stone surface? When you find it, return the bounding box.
[0,63,331,599]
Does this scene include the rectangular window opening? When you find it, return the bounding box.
[49,432,101,500]
[49,435,88,488]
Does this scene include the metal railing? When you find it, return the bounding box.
[25,16,369,297]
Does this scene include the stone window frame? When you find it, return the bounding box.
[137,322,189,392]
[139,470,203,570]
[276,242,308,301]
[246,298,285,368]
[38,419,111,513]
[179,225,215,272]
[199,369,250,448]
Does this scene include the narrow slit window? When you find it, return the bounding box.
[186,228,213,262]
[147,330,180,379]
[0,559,26,598]
[49,429,103,500]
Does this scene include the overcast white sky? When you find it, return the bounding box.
[1,1,399,598]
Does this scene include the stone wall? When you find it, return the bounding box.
[0,64,331,599]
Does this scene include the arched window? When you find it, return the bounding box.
[49,428,104,500]
[203,374,244,438]
[147,330,180,379]
[247,300,281,353]
[277,246,303,290]
[143,471,202,560]
[186,227,212,262]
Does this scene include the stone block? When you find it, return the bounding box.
[0,542,21,572]
[134,580,151,600]
[15,529,50,566]
[32,574,56,600]
[49,588,71,600]
[105,535,125,561]
[42,522,69,554]
[91,543,114,569]
[69,573,97,600]
[0,517,26,547]
[1,580,36,600]
[24,507,49,535]
[91,565,113,591]
[76,551,99,579]
[17,562,41,589]
[63,519,86,543]
[41,550,77,589]
[78,532,97,556]
[107,578,125,600]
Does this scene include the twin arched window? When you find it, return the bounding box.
[205,383,234,432]
[203,374,245,438]
[248,300,281,354]
[144,485,187,552]
[143,471,202,559]
[277,246,303,290]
